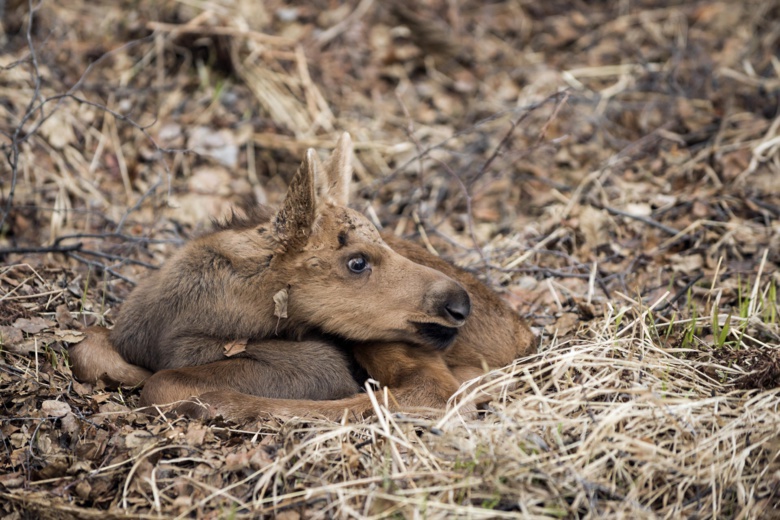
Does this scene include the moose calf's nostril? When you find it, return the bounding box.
[425,280,472,326]
[444,290,471,324]
[445,304,466,322]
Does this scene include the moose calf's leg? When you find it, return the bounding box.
[353,343,464,410]
[69,327,152,388]
[140,340,361,415]
[190,390,377,422]
[162,344,469,423]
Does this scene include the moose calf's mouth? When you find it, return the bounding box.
[413,322,459,350]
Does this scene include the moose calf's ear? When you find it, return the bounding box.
[272,149,318,252]
[322,132,353,206]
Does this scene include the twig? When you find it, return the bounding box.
[311,0,375,49]
[0,243,83,256]
[431,156,493,280]
[0,234,158,273]
[53,232,183,247]
[561,124,669,220]
[78,249,159,270]
[656,273,705,314]
[475,91,569,186]
[0,21,189,232]
[749,197,780,217]
[115,176,165,234]
[593,203,682,236]
[504,228,568,270]
[65,253,136,285]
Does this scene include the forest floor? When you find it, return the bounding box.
[1,1,779,518]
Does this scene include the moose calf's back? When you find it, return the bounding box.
[110,217,283,372]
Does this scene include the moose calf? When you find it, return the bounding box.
[70,134,535,422]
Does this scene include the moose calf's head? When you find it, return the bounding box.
[266,133,470,350]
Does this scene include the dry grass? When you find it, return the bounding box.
[1,0,779,518]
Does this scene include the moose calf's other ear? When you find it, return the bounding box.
[273,149,318,252]
[322,132,353,206]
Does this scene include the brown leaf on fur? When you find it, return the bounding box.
[223,338,248,357]
[273,288,289,319]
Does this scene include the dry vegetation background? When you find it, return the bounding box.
[1,0,780,518]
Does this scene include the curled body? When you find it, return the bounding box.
[69,134,535,421]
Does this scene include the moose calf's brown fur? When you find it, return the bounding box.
[69,134,535,422]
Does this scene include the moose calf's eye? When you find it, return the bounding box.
[347,256,370,274]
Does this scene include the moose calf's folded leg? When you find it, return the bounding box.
[188,391,377,422]
[353,343,464,410]
[140,340,361,415]
[189,378,459,423]
[69,327,152,388]
[168,345,468,423]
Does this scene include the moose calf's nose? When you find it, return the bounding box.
[425,280,472,326]
[443,288,471,325]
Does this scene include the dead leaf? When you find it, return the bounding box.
[6,334,55,355]
[669,253,704,273]
[54,329,85,344]
[41,400,71,418]
[74,480,92,501]
[187,127,239,168]
[187,166,233,195]
[551,312,580,336]
[90,393,111,404]
[624,203,652,217]
[0,326,24,346]
[224,450,251,471]
[579,206,611,251]
[0,471,24,488]
[125,430,157,450]
[577,301,601,320]
[223,338,248,357]
[68,460,95,475]
[249,446,272,469]
[184,424,209,445]
[273,288,289,319]
[55,304,76,328]
[38,110,76,149]
[173,495,193,511]
[98,402,130,414]
[71,380,92,396]
[14,317,55,334]
[60,413,80,435]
